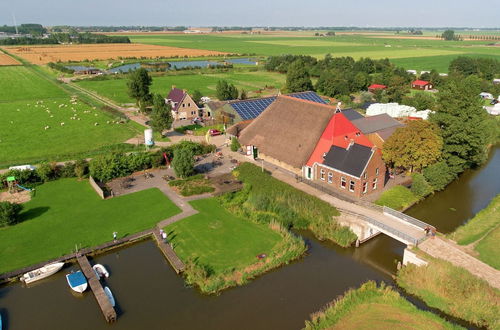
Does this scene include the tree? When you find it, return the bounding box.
[423,161,458,191]
[382,121,443,172]
[401,92,436,111]
[285,60,314,92]
[149,94,173,136]
[430,76,496,171]
[386,75,409,103]
[192,90,203,107]
[442,30,456,41]
[240,89,247,100]
[127,68,152,111]
[316,72,349,97]
[216,80,238,100]
[0,202,23,227]
[230,137,241,152]
[172,147,195,178]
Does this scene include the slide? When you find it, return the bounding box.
[16,184,32,192]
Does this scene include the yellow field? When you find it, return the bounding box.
[0,52,20,65]
[2,43,228,64]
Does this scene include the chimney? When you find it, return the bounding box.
[322,152,327,159]
[172,85,176,89]
[347,139,354,150]
[335,101,342,113]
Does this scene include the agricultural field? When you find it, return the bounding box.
[0,179,181,274]
[0,51,20,66]
[125,33,500,72]
[1,43,228,65]
[75,70,286,104]
[0,66,140,166]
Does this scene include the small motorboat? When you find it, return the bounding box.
[104,286,115,307]
[66,271,88,293]
[92,264,109,278]
[0,311,3,330]
[20,262,65,284]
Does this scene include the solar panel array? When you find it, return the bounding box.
[230,92,326,120]
[288,91,327,104]
[231,97,276,120]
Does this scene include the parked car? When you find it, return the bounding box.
[209,129,222,136]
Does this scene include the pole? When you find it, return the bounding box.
[261,160,264,172]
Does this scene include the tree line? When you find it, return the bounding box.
[0,32,130,45]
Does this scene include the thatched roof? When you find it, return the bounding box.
[226,120,253,136]
[239,95,335,168]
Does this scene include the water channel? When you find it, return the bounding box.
[1,145,498,329]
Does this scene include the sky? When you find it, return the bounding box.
[0,0,499,28]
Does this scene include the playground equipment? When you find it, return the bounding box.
[5,176,32,194]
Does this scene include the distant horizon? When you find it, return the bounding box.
[1,0,499,28]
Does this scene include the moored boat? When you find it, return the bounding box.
[20,262,65,284]
[66,271,88,293]
[104,286,115,307]
[0,311,3,330]
[92,264,109,278]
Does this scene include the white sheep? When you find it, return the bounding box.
[60,122,65,126]
[94,122,99,126]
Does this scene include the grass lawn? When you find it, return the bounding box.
[0,66,141,166]
[166,198,281,273]
[375,185,419,211]
[449,194,500,269]
[75,70,286,104]
[305,281,461,329]
[0,178,181,274]
[397,257,500,329]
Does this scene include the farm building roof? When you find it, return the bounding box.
[323,144,374,178]
[368,84,387,90]
[228,91,326,121]
[340,109,364,121]
[167,87,185,103]
[412,80,431,86]
[351,114,403,135]
[226,120,253,137]
[239,95,335,168]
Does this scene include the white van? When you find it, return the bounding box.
[8,165,36,171]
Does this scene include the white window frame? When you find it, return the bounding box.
[349,180,355,192]
[340,177,346,189]
[363,172,367,179]
[363,182,368,193]
[320,169,325,181]
[372,178,378,190]
[327,172,333,184]
[375,168,379,176]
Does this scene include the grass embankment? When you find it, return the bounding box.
[221,163,357,247]
[448,194,500,269]
[166,198,305,294]
[397,257,500,329]
[0,178,181,274]
[304,281,462,330]
[375,185,420,211]
[168,174,215,196]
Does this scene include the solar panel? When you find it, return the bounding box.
[288,91,326,104]
[231,97,276,120]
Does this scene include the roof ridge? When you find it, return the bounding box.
[278,94,334,110]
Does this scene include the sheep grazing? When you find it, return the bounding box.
[60,122,65,126]
[94,122,99,126]
[44,126,50,130]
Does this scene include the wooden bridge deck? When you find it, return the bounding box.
[77,255,117,322]
[153,227,185,273]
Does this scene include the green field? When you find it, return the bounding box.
[166,198,281,273]
[0,66,141,166]
[127,33,500,72]
[75,70,286,104]
[305,281,461,329]
[0,179,181,274]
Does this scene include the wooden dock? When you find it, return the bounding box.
[77,255,117,322]
[153,228,185,273]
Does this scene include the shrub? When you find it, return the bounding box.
[59,162,76,178]
[0,202,23,227]
[423,161,458,191]
[36,162,57,182]
[410,173,433,198]
[230,137,241,152]
[74,159,89,179]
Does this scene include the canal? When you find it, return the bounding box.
[1,146,498,329]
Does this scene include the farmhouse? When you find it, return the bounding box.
[411,80,433,90]
[166,86,201,121]
[237,96,386,197]
[210,91,326,125]
[367,84,387,92]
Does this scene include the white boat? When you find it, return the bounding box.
[104,286,115,307]
[20,262,65,284]
[92,264,109,278]
[66,271,88,293]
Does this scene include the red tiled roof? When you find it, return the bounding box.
[306,113,373,167]
[368,84,387,90]
[412,80,430,86]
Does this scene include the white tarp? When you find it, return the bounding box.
[366,103,432,120]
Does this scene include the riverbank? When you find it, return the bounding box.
[448,194,500,269]
[304,281,462,329]
[396,254,500,329]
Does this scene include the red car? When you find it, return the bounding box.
[209,129,222,136]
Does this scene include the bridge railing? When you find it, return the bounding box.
[340,209,421,246]
[383,206,434,230]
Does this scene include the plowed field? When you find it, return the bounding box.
[0,52,20,65]
[3,43,228,64]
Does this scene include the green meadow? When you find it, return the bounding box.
[75,70,286,104]
[0,66,140,166]
[127,33,500,72]
[0,179,181,274]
